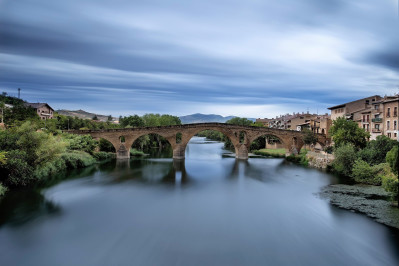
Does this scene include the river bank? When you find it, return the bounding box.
[319,184,399,229]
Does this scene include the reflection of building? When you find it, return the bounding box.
[328,94,399,141]
[25,103,54,120]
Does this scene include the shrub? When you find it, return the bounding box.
[381,173,398,198]
[0,183,7,196]
[351,160,387,185]
[324,146,333,154]
[64,134,98,154]
[332,144,356,177]
[386,146,398,174]
[34,157,67,180]
[1,150,34,186]
[61,151,96,169]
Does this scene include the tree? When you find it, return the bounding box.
[358,135,397,165]
[226,117,253,126]
[386,146,399,175]
[329,117,370,149]
[0,101,4,124]
[302,129,317,145]
[332,143,357,177]
[92,115,98,121]
[107,115,112,122]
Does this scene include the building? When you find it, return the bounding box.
[25,103,54,120]
[383,95,399,141]
[328,94,399,141]
[256,112,331,135]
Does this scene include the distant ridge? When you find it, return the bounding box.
[179,113,255,124]
[56,109,115,122]
[56,110,255,124]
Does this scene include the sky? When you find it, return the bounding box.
[0,0,398,118]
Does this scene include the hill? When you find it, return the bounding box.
[56,109,115,122]
[179,113,255,124]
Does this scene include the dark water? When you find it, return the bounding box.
[1,137,398,266]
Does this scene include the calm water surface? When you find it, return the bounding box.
[1,137,398,266]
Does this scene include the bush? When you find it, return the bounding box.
[64,134,98,154]
[381,174,398,199]
[332,144,356,177]
[285,150,308,166]
[324,146,333,154]
[350,160,388,185]
[1,150,34,186]
[0,183,7,196]
[386,146,398,174]
[61,151,96,169]
[34,157,67,180]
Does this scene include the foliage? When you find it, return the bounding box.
[324,146,333,154]
[92,115,98,120]
[386,146,399,175]
[286,150,308,166]
[0,151,6,165]
[253,149,286,158]
[0,183,7,196]
[63,134,97,154]
[329,117,370,149]
[120,115,145,128]
[357,135,398,165]
[350,160,389,185]
[99,138,115,152]
[332,143,357,177]
[381,174,398,199]
[1,150,34,186]
[302,129,317,145]
[226,117,254,126]
[61,151,96,169]
[130,148,146,156]
[92,151,115,161]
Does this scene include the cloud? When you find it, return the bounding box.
[0,0,398,117]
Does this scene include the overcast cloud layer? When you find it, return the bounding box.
[0,0,398,118]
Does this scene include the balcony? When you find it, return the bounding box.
[372,128,381,133]
[372,118,382,123]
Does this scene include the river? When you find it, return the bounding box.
[1,137,398,266]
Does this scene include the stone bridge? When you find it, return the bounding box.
[66,123,330,160]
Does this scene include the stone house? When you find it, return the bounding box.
[25,103,54,120]
[383,96,399,141]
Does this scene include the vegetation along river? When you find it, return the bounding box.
[1,137,398,266]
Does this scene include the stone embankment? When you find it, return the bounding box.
[306,150,334,169]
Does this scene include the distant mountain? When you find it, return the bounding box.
[56,109,115,122]
[179,113,255,124]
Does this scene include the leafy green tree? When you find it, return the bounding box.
[357,135,397,165]
[92,115,98,121]
[329,117,370,149]
[120,115,145,128]
[332,143,357,177]
[302,129,317,145]
[107,115,113,121]
[386,146,399,175]
[226,117,253,126]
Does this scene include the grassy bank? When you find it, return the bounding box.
[253,148,286,158]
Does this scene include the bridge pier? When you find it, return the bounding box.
[235,144,249,160]
[172,144,186,160]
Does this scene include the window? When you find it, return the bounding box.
[375,114,380,118]
[375,124,380,130]
[394,120,397,130]
[362,115,365,122]
[394,133,397,138]
[366,100,369,105]
[374,105,379,110]
[388,133,392,138]
[366,115,369,122]
[387,121,390,130]
[394,107,398,117]
[387,108,391,117]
